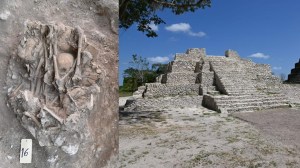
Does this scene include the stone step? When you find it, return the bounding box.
[262,99,290,105]
[228,92,259,96]
[218,75,250,77]
[215,96,287,103]
[214,94,286,100]
[218,102,263,108]
[207,90,220,95]
[226,91,258,94]
[207,86,217,90]
[222,86,256,89]
[222,82,254,86]
[225,88,258,92]
[221,81,253,84]
[218,99,289,109]
[226,103,290,113]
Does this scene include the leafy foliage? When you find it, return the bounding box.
[119,0,212,37]
[121,54,167,92]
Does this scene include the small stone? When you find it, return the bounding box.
[96,69,101,74]
[61,144,79,155]
[0,10,11,20]
[11,74,17,79]
[47,155,58,163]
[220,113,228,118]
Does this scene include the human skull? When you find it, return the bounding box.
[57,53,74,73]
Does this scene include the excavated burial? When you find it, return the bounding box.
[7,21,104,165]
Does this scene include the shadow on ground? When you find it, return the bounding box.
[233,108,300,149]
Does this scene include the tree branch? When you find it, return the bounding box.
[152,0,206,8]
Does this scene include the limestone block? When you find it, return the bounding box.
[225,49,240,59]
[164,73,198,84]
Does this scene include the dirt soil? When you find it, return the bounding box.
[233,108,300,149]
[119,98,300,168]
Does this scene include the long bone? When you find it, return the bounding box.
[53,34,60,81]
[24,111,41,128]
[9,82,23,97]
[43,43,49,103]
[43,106,64,124]
[72,27,84,82]
[51,27,66,104]
[34,56,44,96]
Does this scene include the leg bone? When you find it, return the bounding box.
[43,106,64,124]
[72,27,84,82]
[24,112,41,128]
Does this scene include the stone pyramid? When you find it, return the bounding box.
[125,48,290,113]
[287,59,300,83]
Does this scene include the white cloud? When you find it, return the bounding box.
[188,31,206,37]
[165,23,191,32]
[248,53,270,59]
[148,56,170,64]
[149,22,158,31]
[273,66,282,70]
[165,23,206,38]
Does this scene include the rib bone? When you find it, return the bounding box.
[43,106,64,124]
[24,111,41,128]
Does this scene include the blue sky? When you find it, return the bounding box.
[119,0,300,85]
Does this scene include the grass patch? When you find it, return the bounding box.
[286,160,298,167]
[119,91,133,97]
[226,135,240,144]
[182,117,196,121]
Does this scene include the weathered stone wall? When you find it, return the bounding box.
[124,95,203,112]
[241,59,282,91]
[225,49,240,59]
[174,48,206,62]
[144,83,200,98]
[163,73,198,84]
[169,60,198,72]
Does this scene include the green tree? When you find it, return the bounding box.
[122,54,150,92]
[121,55,168,92]
[130,54,150,84]
[151,63,168,74]
[119,0,212,37]
[123,68,139,92]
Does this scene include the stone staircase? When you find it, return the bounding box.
[203,56,290,113]
[211,94,290,113]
